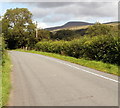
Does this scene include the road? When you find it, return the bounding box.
[9,51,118,106]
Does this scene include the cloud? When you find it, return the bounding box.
[31,2,117,23]
[55,2,117,17]
[1,1,118,28]
[43,14,72,23]
[37,22,48,28]
[1,0,119,2]
[27,2,74,8]
[31,7,50,18]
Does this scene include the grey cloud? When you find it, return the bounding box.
[76,3,117,17]
[27,2,107,8]
[3,0,119,2]
[54,2,117,17]
[27,2,74,8]
[31,7,51,18]
[75,2,105,8]
[30,2,118,23]
[43,14,72,22]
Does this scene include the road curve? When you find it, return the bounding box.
[9,51,118,106]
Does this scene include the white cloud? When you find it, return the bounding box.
[1,1,119,28]
[37,22,48,29]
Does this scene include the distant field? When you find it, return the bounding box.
[52,25,89,32]
[106,23,119,25]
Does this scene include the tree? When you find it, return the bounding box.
[86,22,113,37]
[37,29,50,41]
[2,8,36,49]
[52,30,75,40]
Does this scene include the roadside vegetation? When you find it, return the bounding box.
[0,36,11,106]
[0,36,2,107]
[35,35,119,65]
[2,50,11,106]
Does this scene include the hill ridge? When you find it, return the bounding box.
[45,21,119,31]
[45,21,93,31]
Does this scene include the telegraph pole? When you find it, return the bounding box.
[36,21,38,38]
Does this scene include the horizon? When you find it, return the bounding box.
[44,20,118,29]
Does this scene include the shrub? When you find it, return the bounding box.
[35,35,120,65]
[83,35,120,65]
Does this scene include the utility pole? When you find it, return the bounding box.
[36,21,38,38]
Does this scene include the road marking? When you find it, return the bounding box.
[36,54,119,83]
[17,51,119,83]
[52,60,119,83]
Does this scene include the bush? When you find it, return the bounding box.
[83,35,120,65]
[35,35,120,65]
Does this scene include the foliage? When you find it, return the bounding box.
[0,37,11,106]
[50,23,116,41]
[0,36,2,107]
[83,35,120,65]
[35,35,120,65]
[2,50,11,106]
[74,28,87,36]
[2,8,36,49]
[37,29,50,41]
[86,22,114,37]
[51,29,75,40]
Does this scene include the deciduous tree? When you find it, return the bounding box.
[2,8,36,49]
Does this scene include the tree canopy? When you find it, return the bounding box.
[86,23,114,37]
[37,29,50,41]
[51,30,75,40]
[2,8,36,49]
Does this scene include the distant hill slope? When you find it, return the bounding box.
[104,21,120,24]
[45,21,93,31]
[45,21,119,31]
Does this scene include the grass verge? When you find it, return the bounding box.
[15,49,119,76]
[2,50,11,106]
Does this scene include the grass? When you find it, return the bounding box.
[15,49,119,76]
[0,37,2,107]
[2,50,11,106]
[0,36,11,107]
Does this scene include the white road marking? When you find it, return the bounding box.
[50,59,119,83]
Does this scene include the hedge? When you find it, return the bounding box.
[35,35,120,65]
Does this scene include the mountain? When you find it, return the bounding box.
[62,21,93,27]
[45,21,94,31]
[45,21,119,31]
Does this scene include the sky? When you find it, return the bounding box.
[0,0,119,28]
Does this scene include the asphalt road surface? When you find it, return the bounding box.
[8,51,118,106]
